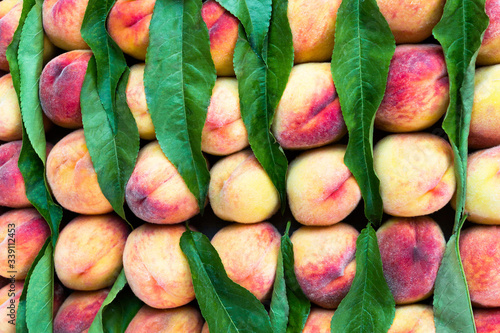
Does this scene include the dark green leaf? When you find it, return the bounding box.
[180,228,273,333]
[331,0,395,225]
[215,0,271,54]
[81,60,139,220]
[330,225,395,333]
[144,0,215,212]
[26,241,54,333]
[270,222,310,333]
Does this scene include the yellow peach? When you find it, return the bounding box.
[125,305,204,333]
[388,305,435,332]
[126,63,155,140]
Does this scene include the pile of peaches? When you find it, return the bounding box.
[0,0,500,332]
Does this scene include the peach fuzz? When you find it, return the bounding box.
[287,0,341,64]
[53,289,109,333]
[0,0,21,72]
[291,223,358,309]
[126,63,155,140]
[377,0,446,44]
[123,223,194,309]
[387,305,435,333]
[474,308,500,332]
[460,225,500,307]
[0,209,50,279]
[478,0,500,65]
[0,73,21,141]
[377,216,445,304]
[272,63,346,150]
[202,77,249,156]
[40,50,93,129]
[42,0,90,51]
[463,145,500,224]
[469,65,500,149]
[375,44,449,133]
[211,222,281,301]
[209,150,280,223]
[286,145,361,226]
[126,305,203,333]
[126,140,199,224]
[373,133,456,217]
[0,141,33,208]
[0,281,23,333]
[54,214,130,291]
[302,308,335,333]
[46,129,113,215]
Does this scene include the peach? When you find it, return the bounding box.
[375,44,449,132]
[123,223,194,309]
[125,141,199,224]
[271,63,346,150]
[54,214,129,291]
[474,308,500,332]
[302,308,335,333]
[53,289,109,333]
[126,63,155,140]
[125,305,204,333]
[209,150,280,223]
[0,208,51,279]
[460,225,500,307]
[478,0,500,65]
[463,145,500,224]
[286,145,361,226]
[373,133,456,217]
[202,77,249,156]
[0,141,31,208]
[201,0,239,76]
[0,73,21,141]
[39,50,93,129]
[377,216,446,304]
[291,223,358,309]
[202,323,209,333]
[377,0,446,44]
[287,0,341,64]
[387,305,435,333]
[42,0,90,51]
[0,281,23,333]
[211,222,281,301]
[469,65,500,149]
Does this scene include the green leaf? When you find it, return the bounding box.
[270,222,310,333]
[330,225,395,333]
[180,228,273,333]
[331,0,395,225]
[215,0,271,54]
[88,270,142,333]
[233,0,293,211]
[26,241,54,333]
[144,0,215,212]
[81,60,139,220]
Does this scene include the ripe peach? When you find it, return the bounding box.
[291,223,358,309]
[286,145,361,226]
[377,0,446,44]
[478,0,500,65]
[202,77,248,156]
[0,208,51,279]
[373,133,456,217]
[474,308,500,332]
[209,150,280,223]
[375,44,449,132]
[39,50,93,129]
[126,63,155,140]
[0,73,21,141]
[53,289,109,333]
[42,0,90,51]
[460,225,500,307]
[211,222,280,301]
[0,141,32,208]
[287,0,341,64]
[54,214,129,291]
[303,308,335,333]
[272,63,346,150]
[0,281,23,333]
[125,141,199,224]
[377,216,446,304]
[123,224,194,309]
[469,65,500,149]
[125,305,203,333]
[46,129,113,215]
[388,305,435,332]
